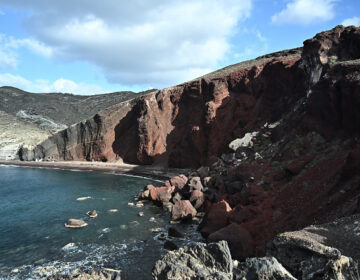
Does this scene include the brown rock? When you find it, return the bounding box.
[169,174,188,191]
[65,219,88,228]
[172,192,183,204]
[189,190,205,209]
[208,223,254,260]
[199,200,232,237]
[188,176,203,192]
[171,200,197,221]
[150,186,174,202]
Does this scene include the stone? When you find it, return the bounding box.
[168,227,185,238]
[144,184,155,191]
[188,176,203,192]
[229,132,259,151]
[64,219,88,228]
[172,192,183,204]
[158,233,167,240]
[267,215,360,280]
[171,200,197,221]
[203,176,213,188]
[150,186,175,203]
[162,201,173,212]
[169,174,188,191]
[189,190,205,209]
[197,166,210,178]
[152,241,233,280]
[86,210,98,218]
[208,223,254,260]
[164,240,178,251]
[198,200,232,237]
[135,201,144,207]
[76,196,91,201]
[233,257,296,280]
[108,209,118,213]
[138,212,144,217]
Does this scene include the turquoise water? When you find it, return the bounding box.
[0,165,200,279]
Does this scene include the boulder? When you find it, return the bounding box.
[208,223,254,260]
[144,184,155,191]
[171,200,197,221]
[233,257,296,280]
[188,176,203,192]
[189,190,205,209]
[197,166,210,178]
[267,215,360,279]
[150,186,174,203]
[152,241,233,280]
[164,240,178,251]
[64,219,88,228]
[162,201,173,212]
[172,192,183,204]
[168,227,185,238]
[169,174,188,191]
[198,200,232,237]
[86,210,98,218]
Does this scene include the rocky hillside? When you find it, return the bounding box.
[0,87,154,160]
[131,25,360,273]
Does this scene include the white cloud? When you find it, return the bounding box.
[0,73,105,95]
[271,0,337,26]
[342,17,360,26]
[0,0,253,87]
[0,33,52,69]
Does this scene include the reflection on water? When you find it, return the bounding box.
[0,166,203,279]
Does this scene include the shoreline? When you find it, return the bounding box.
[0,160,190,181]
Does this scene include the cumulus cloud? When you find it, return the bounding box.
[271,0,337,26]
[0,0,252,87]
[0,73,105,95]
[342,17,360,26]
[0,33,52,69]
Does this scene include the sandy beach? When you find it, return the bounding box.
[0,160,189,180]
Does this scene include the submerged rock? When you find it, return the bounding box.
[152,241,233,280]
[64,219,88,228]
[86,210,98,218]
[164,240,178,251]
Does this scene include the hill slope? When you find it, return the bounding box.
[0,87,154,160]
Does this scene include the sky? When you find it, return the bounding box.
[0,0,359,95]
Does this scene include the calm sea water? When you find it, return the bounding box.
[0,165,201,279]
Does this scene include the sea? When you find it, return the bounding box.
[0,165,202,279]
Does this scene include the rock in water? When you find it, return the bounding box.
[86,210,98,218]
[64,219,88,228]
[171,200,197,221]
[152,241,233,280]
[233,257,296,280]
[164,240,178,251]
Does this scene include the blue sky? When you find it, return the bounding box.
[0,0,359,95]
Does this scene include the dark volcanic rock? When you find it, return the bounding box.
[267,215,360,280]
[152,241,233,280]
[233,257,295,280]
[208,223,254,260]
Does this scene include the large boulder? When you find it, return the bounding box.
[149,186,175,203]
[267,214,360,279]
[198,200,232,237]
[233,257,296,280]
[171,200,197,221]
[64,219,88,228]
[169,174,188,191]
[152,241,233,280]
[208,223,254,260]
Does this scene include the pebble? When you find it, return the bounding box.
[108,209,118,213]
[149,217,156,222]
[76,196,91,201]
[138,212,144,217]
[11,268,19,273]
[136,202,144,207]
[128,202,135,206]
[151,227,163,233]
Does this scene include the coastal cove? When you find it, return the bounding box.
[0,165,201,279]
